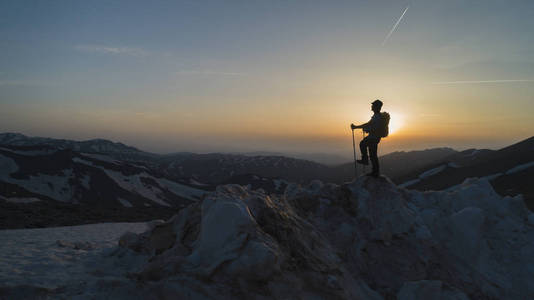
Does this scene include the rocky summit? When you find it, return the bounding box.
[113,175,534,300]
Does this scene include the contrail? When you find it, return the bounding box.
[382,5,410,46]
[431,79,534,85]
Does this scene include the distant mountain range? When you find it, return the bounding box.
[396,136,534,210]
[0,140,209,228]
[237,151,351,165]
[329,147,459,182]
[0,132,143,155]
[1,132,532,228]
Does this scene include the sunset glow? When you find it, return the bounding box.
[1,1,533,159]
[387,112,404,135]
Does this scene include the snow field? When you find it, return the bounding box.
[0,222,148,290]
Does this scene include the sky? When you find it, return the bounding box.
[1,0,533,158]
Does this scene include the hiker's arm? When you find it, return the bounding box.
[351,122,368,130]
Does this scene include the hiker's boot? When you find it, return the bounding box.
[366,171,380,178]
[357,157,369,165]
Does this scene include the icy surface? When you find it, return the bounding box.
[0,222,148,290]
[117,177,534,299]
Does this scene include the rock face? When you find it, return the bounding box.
[118,176,534,299]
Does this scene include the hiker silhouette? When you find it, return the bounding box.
[351,99,388,177]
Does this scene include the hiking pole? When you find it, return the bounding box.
[362,129,367,174]
[352,128,358,178]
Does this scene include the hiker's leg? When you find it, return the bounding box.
[359,137,369,160]
[369,139,379,174]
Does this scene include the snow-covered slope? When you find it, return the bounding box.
[3,176,532,299]
[0,222,149,298]
[398,136,534,211]
[0,145,206,209]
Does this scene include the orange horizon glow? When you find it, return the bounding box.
[1,1,533,156]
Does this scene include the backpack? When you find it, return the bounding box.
[379,112,390,138]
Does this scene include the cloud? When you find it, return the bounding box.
[382,5,410,47]
[431,79,534,85]
[75,45,149,57]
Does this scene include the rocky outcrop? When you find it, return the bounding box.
[118,176,534,299]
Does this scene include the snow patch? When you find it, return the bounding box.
[0,160,74,202]
[19,170,75,202]
[118,198,133,208]
[399,178,420,188]
[73,157,205,205]
[466,149,480,157]
[419,164,447,179]
[157,178,206,201]
[482,173,503,181]
[0,222,148,290]
[505,161,534,175]
[447,162,460,168]
[400,164,448,187]
[103,170,170,206]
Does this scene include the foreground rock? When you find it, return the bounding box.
[111,175,534,299]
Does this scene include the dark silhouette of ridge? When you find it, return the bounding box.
[399,136,534,210]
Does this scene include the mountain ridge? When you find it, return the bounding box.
[399,136,534,210]
[2,132,532,229]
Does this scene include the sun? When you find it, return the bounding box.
[387,112,404,135]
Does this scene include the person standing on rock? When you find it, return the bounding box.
[350,99,390,177]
